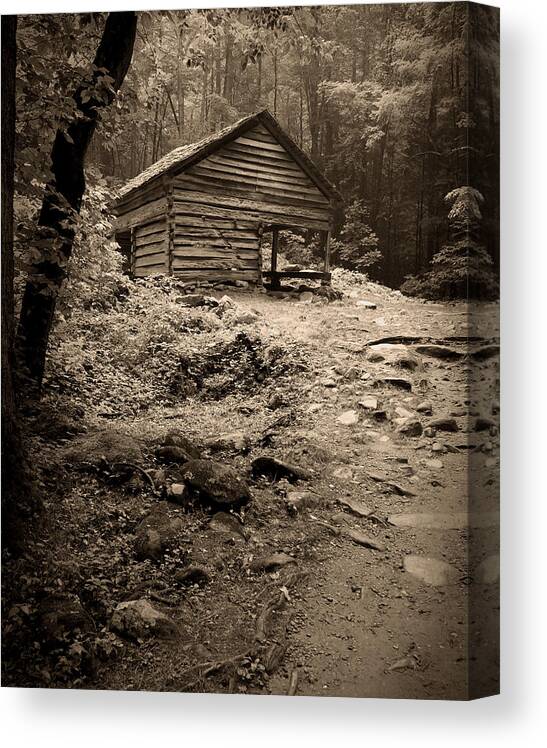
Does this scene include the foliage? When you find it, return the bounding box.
[401,187,498,301]
[331,201,381,273]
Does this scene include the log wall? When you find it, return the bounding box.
[171,124,332,283]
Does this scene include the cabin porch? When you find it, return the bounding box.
[261,225,332,290]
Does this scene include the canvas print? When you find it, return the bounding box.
[1,2,499,699]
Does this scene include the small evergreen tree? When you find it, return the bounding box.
[402,187,499,301]
[331,200,381,274]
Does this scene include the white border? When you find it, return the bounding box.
[2,1,547,746]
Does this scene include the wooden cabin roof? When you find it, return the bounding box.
[117,109,342,205]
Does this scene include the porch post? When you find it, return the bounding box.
[322,229,331,285]
[271,227,280,289]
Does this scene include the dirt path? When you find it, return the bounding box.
[244,288,500,699]
[2,282,499,699]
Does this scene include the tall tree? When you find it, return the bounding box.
[16,11,137,391]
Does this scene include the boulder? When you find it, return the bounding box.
[375,377,412,391]
[356,300,377,309]
[111,599,178,640]
[337,410,359,426]
[416,400,433,415]
[182,459,251,507]
[250,552,297,573]
[134,505,186,562]
[162,431,201,458]
[299,291,314,303]
[415,345,463,361]
[251,456,312,483]
[205,431,251,454]
[285,490,318,514]
[209,511,248,542]
[358,396,378,411]
[429,417,459,432]
[397,418,423,437]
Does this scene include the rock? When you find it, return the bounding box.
[358,396,378,411]
[424,458,444,469]
[160,432,201,460]
[62,426,143,466]
[474,554,500,584]
[251,456,312,483]
[372,409,388,422]
[474,417,497,433]
[286,490,318,514]
[166,482,190,505]
[228,309,260,325]
[331,465,354,481]
[397,418,423,437]
[390,511,498,530]
[205,431,251,454]
[392,353,420,371]
[38,594,93,642]
[403,555,460,586]
[180,293,208,307]
[234,280,248,288]
[346,529,385,551]
[414,345,463,360]
[356,300,377,309]
[423,426,436,438]
[375,377,412,391]
[175,566,211,586]
[429,417,459,432]
[299,291,314,303]
[134,505,185,562]
[416,400,433,415]
[250,552,297,573]
[111,599,178,640]
[209,511,248,542]
[395,406,414,419]
[181,459,251,507]
[337,496,372,518]
[337,410,359,426]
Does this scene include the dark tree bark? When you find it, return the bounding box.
[16,11,137,391]
[1,15,31,550]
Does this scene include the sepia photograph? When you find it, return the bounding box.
[1,2,499,701]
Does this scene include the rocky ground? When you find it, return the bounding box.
[2,274,499,699]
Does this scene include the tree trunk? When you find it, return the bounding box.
[2,15,32,550]
[16,12,137,392]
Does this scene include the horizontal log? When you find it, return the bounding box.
[173,189,331,222]
[135,234,167,249]
[135,221,166,239]
[172,199,329,231]
[224,141,295,164]
[174,175,330,211]
[135,243,167,259]
[207,152,311,182]
[185,164,329,203]
[236,136,286,153]
[172,226,258,240]
[173,213,257,230]
[172,268,259,281]
[134,255,166,269]
[134,265,167,277]
[113,198,167,232]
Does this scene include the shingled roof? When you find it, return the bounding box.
[117,109,342,204]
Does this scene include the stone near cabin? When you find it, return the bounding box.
[250,552,297,573]
[397,418,423,437]
[111,599,178,640]
[208,511,248,542]
[166,482,190,505]
[375,377,413,391]
[299,291,314,303]
[429,417,459,432]
[403,555,460,586]
[285,490,319,514]
[356,300,377,309]
[182,459,251,507]
[205,431,251,454]
[414,344,463,361]
[416,400,433,415]
[337,410,360,426]
[358,396,379,411]
[474,416,497,433]
[134,504,186,562]
[251,456,312,483]
[346,529,385,552]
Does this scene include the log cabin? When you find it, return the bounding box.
[113,109,341,288]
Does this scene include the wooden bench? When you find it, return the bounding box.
[262,270,331,289]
